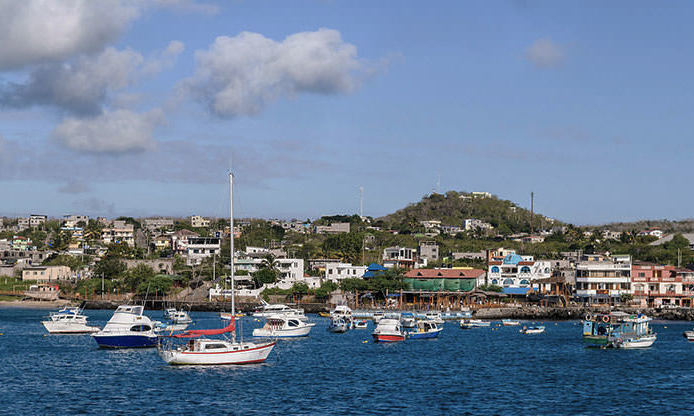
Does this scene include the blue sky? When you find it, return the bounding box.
[0,1,692,224]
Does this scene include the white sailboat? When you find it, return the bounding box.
[157,172,275,365]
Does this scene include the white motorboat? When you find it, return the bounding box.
[683,329,694,341]
[252,315,316,338]
[41,306,99,334]
[407,320,443,339]
[330,305,353,319]
[460,319,491,329]
[354,319,368,329]
[153,321,189,333]
[157,172,275,365]
[424,311,445,325]
[616,334,656,349]
[520,326,545,334]
[92,305,158,348]
[400,312,416,328]
[252,301,306,320]
[170,310,193,324]
[502,319,521,326]
[328,316,350,333]
[372,318,405,342]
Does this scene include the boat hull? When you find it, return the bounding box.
[92,334,158,348]
[407,329,442,339]
[160,341,275,365]
[615,335,656,349]
[372,333,405,342]
[252,325,313,337]
[42,321,100,334]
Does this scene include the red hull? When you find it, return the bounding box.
[372,334,405,342]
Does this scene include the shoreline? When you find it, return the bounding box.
[0,299,73,309]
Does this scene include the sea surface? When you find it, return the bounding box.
[1,308,692,415]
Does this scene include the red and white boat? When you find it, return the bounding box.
[372,318,405,342]
[158,172,275,365]
[158,318,275,365]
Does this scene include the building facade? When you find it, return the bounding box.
[575,254,632,304]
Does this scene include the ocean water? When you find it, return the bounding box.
[1,308,692,416]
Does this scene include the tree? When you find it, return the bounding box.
[94,257,126,280]
[124,264,155,292]
[137,275,173,296]
[252,268,278,287]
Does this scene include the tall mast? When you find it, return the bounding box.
[229,172,236,337]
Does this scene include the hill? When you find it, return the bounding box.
[377,191,559,235]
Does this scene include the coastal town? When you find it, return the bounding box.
[3,191,693,315]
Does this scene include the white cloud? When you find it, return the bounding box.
[141,41,185,75]
[0,47,143,115]
[0,0,140,70]
[526,38,564,68]
[184,28,364,117]
[1,42,184,115]
[53,109,164,154]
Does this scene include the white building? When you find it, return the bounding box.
[418,241,439,262]
[63,215,88,228]
[143,218,174,232]
[325,263,368,283]
[186,237,221,265]
[487,254,552,292]
[233,257,311,289]
[575,254,632,304]
[102,220,134,246]
[463,218,494,231]
[314,222,350,234]
[29,214,47,228]
[190,215,211,228]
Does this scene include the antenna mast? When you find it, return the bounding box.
[530,191,534,234]
[229,172,236,342]
[359,186,364,218]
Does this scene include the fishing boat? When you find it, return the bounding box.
[683,329,694,341]
[520,326,545,334]
[502,319,521,326]
[372,318,405,342]
[459,319,491,329]
[407,320,442,339]
[328,316,349,333]
[583,312,656,349]
[252,315,315,338]
[424,311,445,325]
[157,172,275,365]
[318,312,331,318]
[400,312,416,329]
[92,305,158,348]
[41,306,100,334]
[354,319,368,329]
[330,305,353,319]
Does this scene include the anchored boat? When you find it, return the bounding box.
[92,305,158,348]
[252,315,315,338]
[583,312,656,349]
[407,320,442,339]
[520,326,545,334]
[372,318,405,342]
[41,306,99,334]
[459,319,491,329]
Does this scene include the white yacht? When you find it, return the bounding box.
[92,305,158,348]
[41,306,99,334]
[170,310,193,324]
[252,315,316,338]
[252,301,306,320]
[424,311,445,325]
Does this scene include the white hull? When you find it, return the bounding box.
[154,323,189,333]
[617,335,656,349]
[159,341,275,365]
[252,324,314,338]
[684,331,694,341]
[42,320,99,334]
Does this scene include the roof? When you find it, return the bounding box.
[502,287,531,295]
[502,254,524,265]
[367,263,387,271]
[404,268,484,279]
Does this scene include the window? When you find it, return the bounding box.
[205,344,226,350]
[503,279,514,286]
[520,266,531,274]
[638,272,645,277]
[288,320,299,327]
[130,325,151,332]
[491,266,499,273]
[491,279,498,285]
[520,279,529,286]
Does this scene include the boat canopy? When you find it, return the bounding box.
[172,318,235,338]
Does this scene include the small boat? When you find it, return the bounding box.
[354,319,368,329]
[372,311,385,324]
[683,329,694,341]
[92,305,158,348]
[252,315,316,338]
[407,320,442,339]
[252,300,305,319]
[424,311,445,325]
[372,318,405,342]
[459,319,491,329]
[318,312,331,318]
[220,312,245,320]
[520,326,545,334]
[328,317,349,333]
[41,306,100,334]
[153,321,189,333]
[400,312,416,329]
[583,312,656,349]
[330,305,353,320]
[502,319,521,326]
[170,310,193,324]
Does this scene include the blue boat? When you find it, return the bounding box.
[92,305,158,348]
[407,320,443,339]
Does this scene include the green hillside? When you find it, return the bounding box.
[377,191,559,235]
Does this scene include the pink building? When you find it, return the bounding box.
[631,262,694,307]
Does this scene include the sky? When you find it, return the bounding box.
[0,0,693,225]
